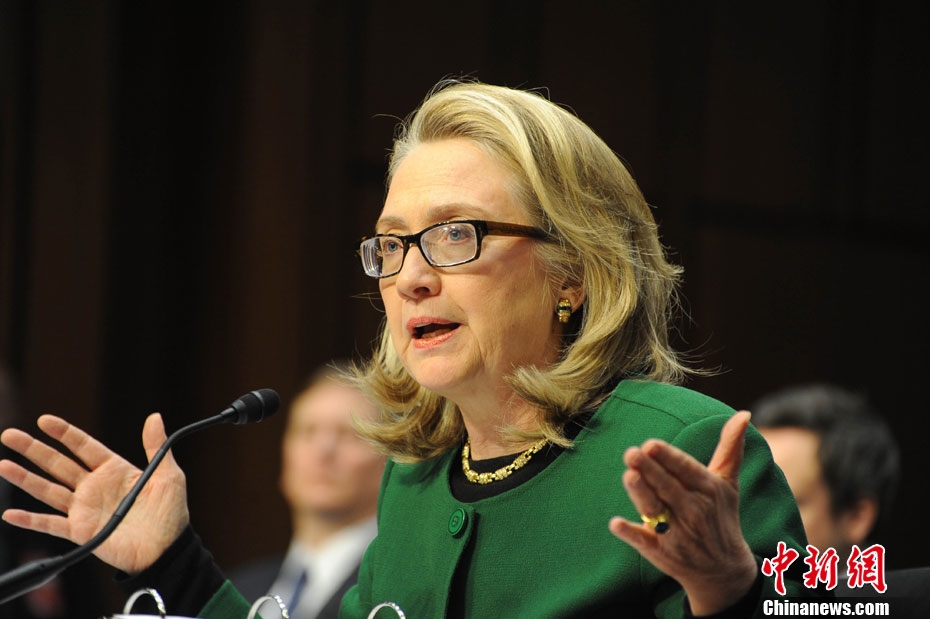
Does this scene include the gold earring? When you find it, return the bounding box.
[556,298,572,323]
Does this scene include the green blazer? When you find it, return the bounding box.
[198,380,809,618]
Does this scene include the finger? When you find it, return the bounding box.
[608,516,660,553]
[627,441,702,500]
[2,508,73,542]
[707,411,751,486]
[622,466,667,520]
[37,415,115,471]
[638,426,740,494]
[0,459,73,513]
[141,413,168,463]
[623,446,681,513]
[1,427,88,489]
[141,414,185,489]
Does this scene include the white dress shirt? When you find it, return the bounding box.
[267,517,377,619]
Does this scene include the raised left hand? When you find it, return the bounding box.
[608,411,758,616]
[0,413,190,574]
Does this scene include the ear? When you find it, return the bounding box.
[839,497,879,546]
[556,279,586,313]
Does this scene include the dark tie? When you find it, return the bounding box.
[288,569,308,613]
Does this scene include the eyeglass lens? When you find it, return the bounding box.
[365,222,480,277]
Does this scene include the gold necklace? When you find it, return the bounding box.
[461,437,548,485]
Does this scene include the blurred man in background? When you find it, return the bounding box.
[752,383,899,562]
[231,363,385,619]
[751,384,930,615]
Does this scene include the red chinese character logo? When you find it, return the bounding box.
[847,544,887,593]
[762,541,800,595]
[802,545,839,590]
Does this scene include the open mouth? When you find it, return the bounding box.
[413,322,461,340]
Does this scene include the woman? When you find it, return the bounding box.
[0,81,808,617]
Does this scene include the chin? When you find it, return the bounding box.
[306,496,349,512]
[406,362,473,398]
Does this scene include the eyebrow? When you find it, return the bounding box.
[375,203,492,233]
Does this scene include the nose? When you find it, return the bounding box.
[393,243,441,300]
[309,429,340,460]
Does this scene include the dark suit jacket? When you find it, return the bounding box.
[230,553,361,619]
[833,567,930,619]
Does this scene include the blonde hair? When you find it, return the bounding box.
[352,79,688,461]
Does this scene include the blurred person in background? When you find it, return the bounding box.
[752,383,930,614]
[752,383,899,560]
[230,363,385,618]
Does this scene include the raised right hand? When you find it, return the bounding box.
[0,413,189,574]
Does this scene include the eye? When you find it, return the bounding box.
[442,225,474,243]
[381,238,403,254]
[289,425,315,440]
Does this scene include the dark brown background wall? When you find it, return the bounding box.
[2,1,928,612]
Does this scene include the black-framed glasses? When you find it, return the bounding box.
[357,219,550,278]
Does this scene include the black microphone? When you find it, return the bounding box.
[221,388,280,425]
[0,388,280,605]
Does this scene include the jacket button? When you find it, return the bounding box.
[448,508,467,535]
